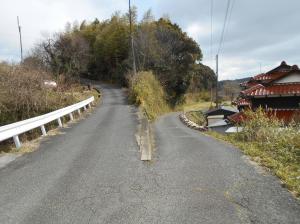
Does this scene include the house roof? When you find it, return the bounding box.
[240,61,300,88]
[232,98,251,107]
[204,106,238,115]
[241,83,300,97]
[265,61,293,74]
[234,98,251,106]
[252,71,287,82]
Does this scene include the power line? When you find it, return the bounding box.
[222,0,235,50]
[217,0,231,55]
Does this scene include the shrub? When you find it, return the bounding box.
[129,71,169,120]
[0,64,91,125]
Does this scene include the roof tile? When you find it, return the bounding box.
[242,83,300,97]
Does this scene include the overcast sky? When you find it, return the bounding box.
[0,0,299,80]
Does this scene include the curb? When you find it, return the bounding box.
[136,112,152,161]
[179,113,207,131]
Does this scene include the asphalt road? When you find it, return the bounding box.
[0,84,299,224]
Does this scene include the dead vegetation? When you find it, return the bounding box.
[0,62,100,154]
[209,109,300,198]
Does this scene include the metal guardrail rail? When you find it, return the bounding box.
[0,96,94,149]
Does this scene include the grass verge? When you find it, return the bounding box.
[206,110,300,198]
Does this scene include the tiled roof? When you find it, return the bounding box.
[241,83,300,97]
[233,98,251,106]
[253,71,287,81]
[241,84,264,95]
[240,62,300,87]
[204,106,238,115]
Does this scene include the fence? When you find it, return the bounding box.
[0,96,94,149]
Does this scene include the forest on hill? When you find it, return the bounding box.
[24,9,216,104]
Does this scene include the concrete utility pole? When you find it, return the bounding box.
[215,54,219,108]
[17,16,23,62]
[129,0,137,76]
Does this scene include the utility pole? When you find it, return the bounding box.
[129,0,137,76]
[210,86,213,107]
[17,16,23,62]
[215,54,219,108]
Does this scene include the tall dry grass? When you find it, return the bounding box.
[211,108,300,197]
[0,63,95,125]
[128,71,170,120]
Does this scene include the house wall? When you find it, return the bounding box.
[207,116,224,126]
[251,96,300,109]
[274,73,300,83]
[209,124,232,134]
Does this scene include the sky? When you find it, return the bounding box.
[0,0,299,80]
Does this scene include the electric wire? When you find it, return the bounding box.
[217,0,231,55]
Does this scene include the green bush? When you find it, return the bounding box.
[129,71,169,120]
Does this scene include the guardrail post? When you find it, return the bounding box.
[13,135,21,149]
[83,105,87,111]
[41,125,47,136]
[77,109,81,115]
[88,103,91,108]
[57,118,63,127]
[69,113,74,121]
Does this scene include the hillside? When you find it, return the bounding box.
[218,77,250,100]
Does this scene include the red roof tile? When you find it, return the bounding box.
[251,71,293,82]
[227,111,247,123]
[233,98,251,106]
[240,66,300,87]
[242,83,300,97]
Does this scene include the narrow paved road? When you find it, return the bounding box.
[0,84,299,223]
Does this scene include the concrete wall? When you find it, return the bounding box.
[209,124,232,134]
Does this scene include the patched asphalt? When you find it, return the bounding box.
[0,84,299,223]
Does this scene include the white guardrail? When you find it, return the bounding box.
[0,96,94,149]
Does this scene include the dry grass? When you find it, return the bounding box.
[207,109,300,198]
[185,111,206,126]
[0,95,99,155]
[0,63,100,155]
[129,71,170,120]
[0,63,100,125]
[179,101,214,112]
